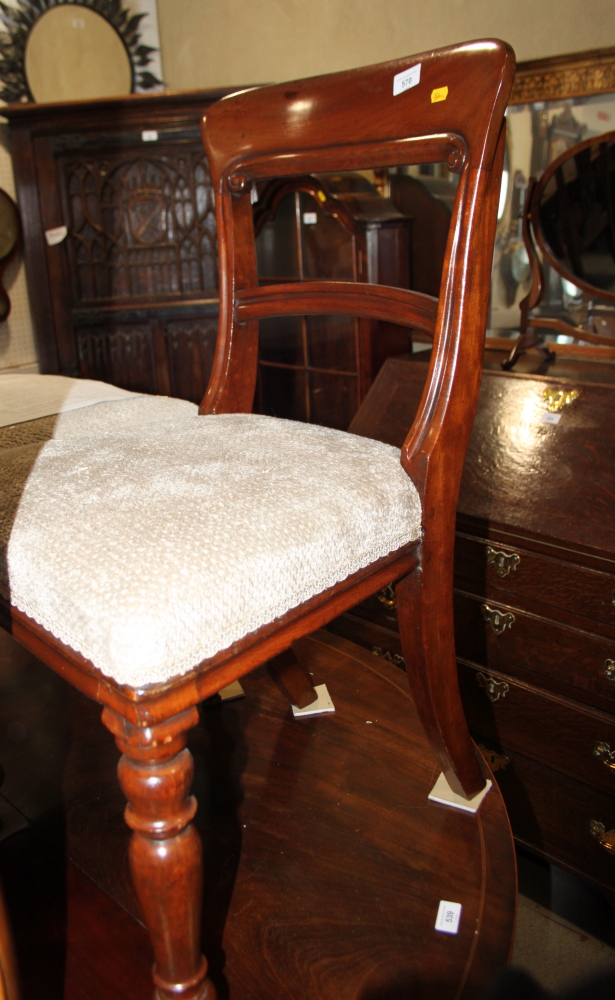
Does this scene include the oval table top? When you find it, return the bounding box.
[0,626,516,1000]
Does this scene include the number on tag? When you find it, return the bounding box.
[393,63,421,96]
[435,899,462,934]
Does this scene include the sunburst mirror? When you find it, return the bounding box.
[0,0,162,103]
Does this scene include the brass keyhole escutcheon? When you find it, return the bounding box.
[481,604,515,635]
[476,672,510,703]
[478,744,510,771]
[542,387,579,413]
[590,820,615,854]
[486,546,520,578]
[594,742,615,770]
[377,584,397,609]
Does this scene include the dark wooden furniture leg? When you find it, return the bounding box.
[267,647,318,710]
[396,567,485,800]
[102,705,216,1000]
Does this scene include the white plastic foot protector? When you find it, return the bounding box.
[219,680,245,702]
[428,772,493,814]
[291,683,335,717]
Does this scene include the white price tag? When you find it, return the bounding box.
[435,900,462,935]
[141,130,159,142]
[45,225,68,247]
[303,212,317,225]
[542,411,561,425]
[393,63,421,97]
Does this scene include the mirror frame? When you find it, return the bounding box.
[485,45,615,359]
[0,0,162,104]
[0,187,20,323]
[531,128,615,303]
[509,46,615,106]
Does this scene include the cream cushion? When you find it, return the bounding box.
[2,398,421,689]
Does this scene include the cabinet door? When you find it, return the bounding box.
[256,189,362,430]
[34,132,220,398]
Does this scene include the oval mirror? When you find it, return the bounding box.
[24,5,132,103]
[535,130,615,302]
[0,189,20,322]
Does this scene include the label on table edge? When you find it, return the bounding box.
[435,900,462,934]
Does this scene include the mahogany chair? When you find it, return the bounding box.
[0,40,514,1000]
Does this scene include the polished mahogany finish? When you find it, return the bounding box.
[2,42,514,998]
[103,705,214,1000]
[337,350,615,895]
[0,628,516,1000]
[266,647,318,710]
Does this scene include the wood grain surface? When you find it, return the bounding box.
[0,627,516,1000]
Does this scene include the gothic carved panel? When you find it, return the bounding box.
[62,148,218,303]
[77,324,159,393]
[165,319,218,403]
[76,318,218,401]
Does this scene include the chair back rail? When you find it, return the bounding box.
[235,282,438,335]
[199,41,515,472]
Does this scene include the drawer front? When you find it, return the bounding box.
[454,591,615,705]
[350,587,615,705]
[326,613,404,665]
[492,749,615,893]
[455,533,615,630]
[459,661,615,795]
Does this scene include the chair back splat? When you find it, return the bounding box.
[201,40,515,799]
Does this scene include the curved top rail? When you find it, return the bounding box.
[202,40,514,187]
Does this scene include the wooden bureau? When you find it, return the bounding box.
[328,352,615,894]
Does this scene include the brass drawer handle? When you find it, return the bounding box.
[542,387,579,412]
[372,645,405,669]
[590,820,615,854]
[605,659,615,683]
[476,672,510,703]
[377,584,396,609]
[594,742,615,769]
[481,603,515,635]
[486,546,520,578]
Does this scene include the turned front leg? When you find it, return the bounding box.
[102,705,216,1000]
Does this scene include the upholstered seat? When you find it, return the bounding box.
[1,389,421,688]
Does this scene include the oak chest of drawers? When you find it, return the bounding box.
[329,354,615,893]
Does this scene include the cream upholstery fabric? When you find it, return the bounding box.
[0,373,140,427]
[2,398,421,690]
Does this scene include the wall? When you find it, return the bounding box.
[157,0,615,91]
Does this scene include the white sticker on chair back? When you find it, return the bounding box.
[393,63,421,96]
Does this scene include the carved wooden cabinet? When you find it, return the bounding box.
[254,173,412,429]
[6,100,414,421]
[329,354,615,894]
[4,88,236,402]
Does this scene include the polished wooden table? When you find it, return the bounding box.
[0,628,516,999]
